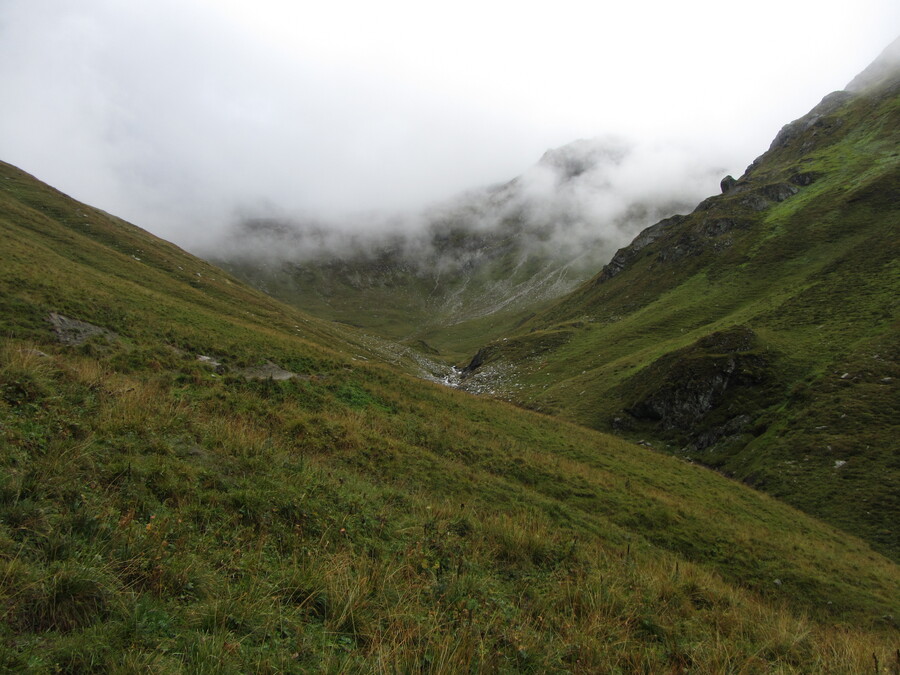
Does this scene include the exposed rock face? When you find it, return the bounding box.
[626,355,754,429]
[623,327,772,435]
[47,313,116,346]
[235,361,296,380]
[789,171,820,187]
[598,215,686,281]
[761,183,800,202]
[595,160,812,284]
[693,414,752,451]
[701,218,744,237]
[768,91,853,154]
[740,194,770,212]
[463,347,491,374]
[536,138,628,179]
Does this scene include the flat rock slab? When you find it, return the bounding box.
[235,360,296,380]
[197,355,221,367]
[48,312,117,346]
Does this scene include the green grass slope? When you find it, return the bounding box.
[1,160,899,672]
[462,64,900,561]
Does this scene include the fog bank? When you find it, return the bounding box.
[0,1,896,250]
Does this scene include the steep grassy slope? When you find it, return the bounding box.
[462,58,900,560]
[1,160,899,671]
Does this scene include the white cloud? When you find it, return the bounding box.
[0,0,896,248]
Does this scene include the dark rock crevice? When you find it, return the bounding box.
[618,327,779,449]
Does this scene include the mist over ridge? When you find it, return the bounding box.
[208,135,724,273]
[202,136,729,356]
[1,2,896,250]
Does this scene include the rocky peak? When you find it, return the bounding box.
[536,138,629,180]
[720,175,737,193]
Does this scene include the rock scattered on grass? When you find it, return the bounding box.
[48,312,117,346]
[196,355,227,374]
[234,360,297,380]
[193,352,308,381]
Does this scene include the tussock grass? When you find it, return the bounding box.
[3,337,897,673]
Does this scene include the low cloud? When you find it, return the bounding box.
[210,136,727,275]
[0,1,895,254]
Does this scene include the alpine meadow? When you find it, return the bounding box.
[1,24,899,675]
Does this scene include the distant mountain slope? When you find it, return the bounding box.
[208,139,714,361]
[1,159,898,670]
[462,43,900,559]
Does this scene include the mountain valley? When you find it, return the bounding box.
[0,36,898,674]
[209,138,712,362]
[215,39,900,563]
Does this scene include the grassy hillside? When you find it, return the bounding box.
[1,159,899,672]
[461,67,900,560]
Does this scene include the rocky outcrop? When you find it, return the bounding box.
[462,346,493,374]
[598,215,686,281]
[692,414,752,451]
[536,138,628,179]
[235,360,297,380]
[597,168,809,282]
[761,183,800,202]
[47,313,117,346]
[622,327,773,437]
[767,91,853,154]
[789,171,821,187]
[626,353,762,430]
[700,217,745,237]
[740,194,770,212]
[737,183,800,212]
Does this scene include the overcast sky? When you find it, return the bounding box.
[0,1,897,248]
